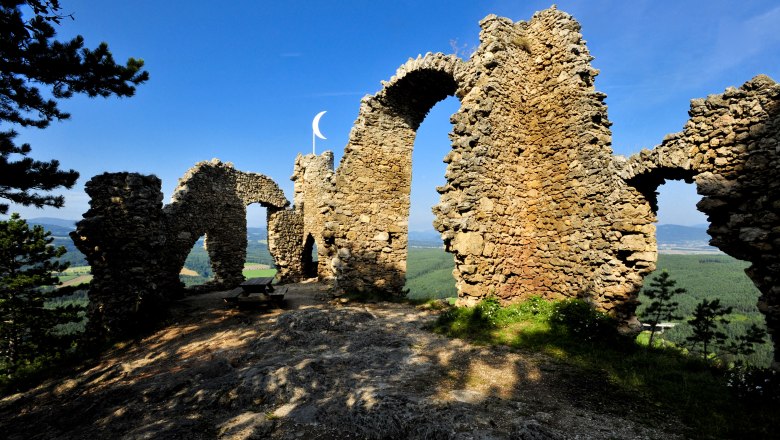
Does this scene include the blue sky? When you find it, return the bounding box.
[5,0,780,230]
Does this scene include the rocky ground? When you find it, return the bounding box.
[0,282,684,439]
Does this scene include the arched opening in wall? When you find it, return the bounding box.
[180,236,213,287]
[636,179,772,366]
[245,204,277,279]
[404,95,460,302]
[302,234,318,279]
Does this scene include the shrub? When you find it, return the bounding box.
[550,299,620,344]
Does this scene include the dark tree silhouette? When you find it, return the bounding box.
[0,0,149,214]
[0,213,83,372]
[686,298,732,360]
[639,271,683,348]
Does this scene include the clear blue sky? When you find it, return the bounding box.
[6,0,780,230]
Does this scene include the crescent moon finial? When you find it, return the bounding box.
[313,111,327,140]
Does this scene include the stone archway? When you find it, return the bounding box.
[326,53,464,295]
[619,75,780,363]
[161,160,290,292]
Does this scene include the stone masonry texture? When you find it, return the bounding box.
[72,7,780,361]
[72,160,293,338]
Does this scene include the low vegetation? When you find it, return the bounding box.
[406,247,774,366]
[432,295,779,439]
[0,215,86,391]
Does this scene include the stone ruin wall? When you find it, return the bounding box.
[324,9,655,324]
[324,53,462,294]
[70,7,780,360]
[159,159,292,289]
[619,75,780,346]
[433,11,653,317]
[314,7,779,346]
[72,160,295,337]
[70,173,168,339]
[291,152,337,280]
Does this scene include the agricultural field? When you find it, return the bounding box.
[54,266,92,284]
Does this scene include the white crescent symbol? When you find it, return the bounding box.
[312,111,327,140]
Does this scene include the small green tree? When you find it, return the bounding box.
[639,271,684,348]
[686,298,732,360]
[0,213,83,374]
[722,323,767,363]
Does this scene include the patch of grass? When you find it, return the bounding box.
[432,296,780,439]
[62,265,91,274]
[242,269,277,278]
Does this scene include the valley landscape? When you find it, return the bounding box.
[2,1,779,438]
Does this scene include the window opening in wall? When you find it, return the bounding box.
[404,95,459,302]
[180,235,213,288]
[636,180,772,366]
[245,204,277,279]
[302,234,318,279]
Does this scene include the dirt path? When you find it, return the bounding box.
[0,282,683,439]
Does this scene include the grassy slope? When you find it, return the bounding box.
[431,296,780,439]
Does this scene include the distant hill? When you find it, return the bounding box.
[27,217,77,229]
[409,230,443,248]
[656,224,711,244]
[16,216,716,257]
[25,218,76,237]
[248,227,268,241]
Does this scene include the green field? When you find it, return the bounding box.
[242,268,277,278]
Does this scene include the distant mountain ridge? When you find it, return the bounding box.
[656,224,711,244]
[26,217,77,229]
[21,217,712,248]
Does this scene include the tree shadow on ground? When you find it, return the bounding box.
[0,273,691,440]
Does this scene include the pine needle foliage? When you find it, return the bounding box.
[0,213,84,377]
[639,271,684,348]
[0,0,149,214]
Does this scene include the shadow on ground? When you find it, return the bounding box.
[0,281,682,439]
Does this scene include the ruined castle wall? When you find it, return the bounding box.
[73,161,294,336]
[162,160,247,290]
[325,8,657,315]
[433,10,654,314]
[267,207,305,282]
[329,53,463,294]
[162,159,291,290]
[71,173,168,339]
[619,75,780,356]
[292,152,337,279]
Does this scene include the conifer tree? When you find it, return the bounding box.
[686,298,732,360]
[0,213,83,373]
[639,271,684,348]
[0,0,148,214]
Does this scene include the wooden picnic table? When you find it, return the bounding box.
[240,276,275,294]
[224,276,286,308]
